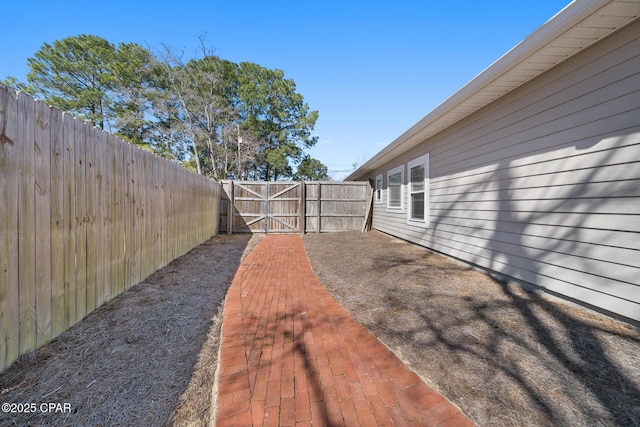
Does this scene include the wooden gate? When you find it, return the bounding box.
[219,181,373,234]
[228,181,303,233]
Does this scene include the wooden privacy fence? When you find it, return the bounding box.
[220,181,372,234]
[0,84,221,371]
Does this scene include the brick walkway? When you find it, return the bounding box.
[215,235,474,426]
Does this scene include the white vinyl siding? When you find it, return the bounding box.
[386,166,403,211]
[407,154,429,227]
[368,19,640,324]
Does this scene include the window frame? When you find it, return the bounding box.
[374,174,383,204]
[406,153,430,228]
[386,165,404,212]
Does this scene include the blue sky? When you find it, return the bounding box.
[1,0,570,180]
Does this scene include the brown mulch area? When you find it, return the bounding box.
[303,231,640,427]
[0,234,262,427]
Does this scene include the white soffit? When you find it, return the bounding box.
[347,0,640,180]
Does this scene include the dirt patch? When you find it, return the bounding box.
[0,234,262,427]
[303,230,640,427]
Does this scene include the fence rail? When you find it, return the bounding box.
[0,84,221,371]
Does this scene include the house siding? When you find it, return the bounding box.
[369,18,640,323]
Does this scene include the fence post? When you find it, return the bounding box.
[362,180,374,232]
[317,182,321,233]
[264,182,269,232]
[300,181,306,234]
[227,181,233,235]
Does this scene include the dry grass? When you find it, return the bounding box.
[303,230,640,427]
[0,234,262,427]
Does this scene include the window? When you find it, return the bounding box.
[375,174,383,204]
[386,165,403,211]
[407,154,429,227]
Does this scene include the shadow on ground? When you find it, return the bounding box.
[303,231,640,427]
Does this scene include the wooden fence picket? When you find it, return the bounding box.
[74,116,87,323]
[85,123,96,315]
[49,103,65,337]
[18,92,36,355]
[0,85,20,369]
[94,128,105,308]
[62,113,76,331]
[34,100,52,347]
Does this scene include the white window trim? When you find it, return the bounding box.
[386,165,404,212]
[374,174,383,204]
[407,153,429,228]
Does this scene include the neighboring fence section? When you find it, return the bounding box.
[220,180,372,234]
[304,181,371,233]
[0,85,221,371]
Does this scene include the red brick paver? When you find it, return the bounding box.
[215,235,474,426]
